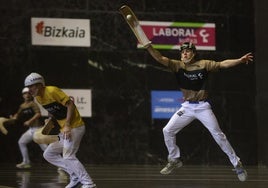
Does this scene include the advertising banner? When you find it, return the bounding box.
[31,17,90,47]
[139,21,216,50]
[38,89,92,117]
[151,90,183,119]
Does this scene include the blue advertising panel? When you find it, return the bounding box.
[151,90,183,119]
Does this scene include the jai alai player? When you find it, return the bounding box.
[24,72,97,188]
[119,4,253,182]
[145,42,253,181]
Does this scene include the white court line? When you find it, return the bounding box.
[93,178,268,182]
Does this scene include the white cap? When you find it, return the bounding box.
[22,87,29,94]
[24,72,45,87]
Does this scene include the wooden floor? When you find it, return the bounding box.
[0,163,268,188]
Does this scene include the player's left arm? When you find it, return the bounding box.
[219,52,253,69]
[62,99,75,139]
[65,99,75,127]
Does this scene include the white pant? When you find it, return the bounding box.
[18,126,47,164]
[43,125,94,185]
[163,101,240,167]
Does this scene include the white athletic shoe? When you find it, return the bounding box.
[81,183,97,188]
[65,177,80,188]
[16,162,31,169]
[160,159,183,175]
[234,161,248,182]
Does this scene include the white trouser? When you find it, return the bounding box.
[18,126,47,164]
[163,101,240,167]
[43,125,94,185]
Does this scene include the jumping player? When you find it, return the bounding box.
[24,73,97,188]
[145,42,253,181]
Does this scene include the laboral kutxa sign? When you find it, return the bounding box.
[31,17,90,47]
[139,21,215,50]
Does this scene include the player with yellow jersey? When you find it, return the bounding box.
[24,72,97,188]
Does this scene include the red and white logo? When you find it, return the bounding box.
[31,17,91,47]
[35,21,44,35]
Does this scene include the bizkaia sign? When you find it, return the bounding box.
[31,17,90,47]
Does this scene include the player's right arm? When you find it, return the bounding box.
[10,106,22,119]
[146,44,170,66]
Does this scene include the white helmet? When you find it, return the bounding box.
[24,72,45,87]
[22,87,29,94]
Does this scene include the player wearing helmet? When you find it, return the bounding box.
[145,42,253,181]
[24,72,45,97]
[24,73,97,188]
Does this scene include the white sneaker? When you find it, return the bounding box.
[81,183,97,188]
[16,162,31,169]
[234,161,248,182]
[65,177,80,188]
[160,159,183,175]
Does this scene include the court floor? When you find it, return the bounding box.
[0,163,268,188]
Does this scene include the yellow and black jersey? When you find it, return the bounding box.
[168,59,221,101]
[17,101,42,126]
[35,86,84,129]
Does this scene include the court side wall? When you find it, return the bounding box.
[255,0,268,166]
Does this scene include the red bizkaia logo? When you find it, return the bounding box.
[35,21,44,35]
